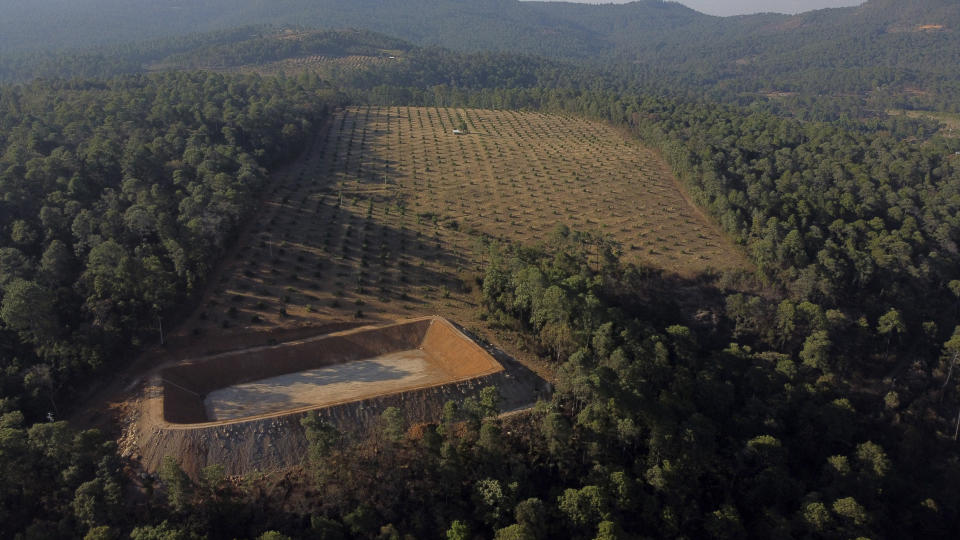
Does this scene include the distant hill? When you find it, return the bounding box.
[1,0,955,55]
[1,0,958,109]
[2,1,956,63]
[149,28,412,71]
[619,0,960,105]
[0,0,693,56]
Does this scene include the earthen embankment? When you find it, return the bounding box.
[132,317,546,476]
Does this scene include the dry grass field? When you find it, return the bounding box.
[178,106,748,338]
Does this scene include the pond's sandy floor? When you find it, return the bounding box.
[204,349,451,421]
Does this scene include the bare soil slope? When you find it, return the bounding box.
[129,318,544,476]
[183,106,748,337]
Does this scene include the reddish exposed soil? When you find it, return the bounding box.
[125,317,544,476]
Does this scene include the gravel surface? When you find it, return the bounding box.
[204,350,450,421]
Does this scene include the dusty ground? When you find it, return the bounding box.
[127,318,546,476]
[183,106,748,340]
[203,350,452,421]
[157,316,504,425]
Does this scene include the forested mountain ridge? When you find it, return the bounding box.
[3,0,959,111]
[0,0,695,56]
[150,28,411,71]
[0,27,411,86]
[2,0,955,60]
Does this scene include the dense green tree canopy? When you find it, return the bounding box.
[2,3,960,537]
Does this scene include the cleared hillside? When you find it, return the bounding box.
[179,106,748,338]
[225,55,393,77]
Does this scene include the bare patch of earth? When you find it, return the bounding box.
[204,350,450,420]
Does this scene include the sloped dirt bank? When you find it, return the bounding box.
[128,317,546,477]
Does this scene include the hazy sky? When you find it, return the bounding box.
[558,1,865,17]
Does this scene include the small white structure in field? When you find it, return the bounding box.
[452,129,464,135]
